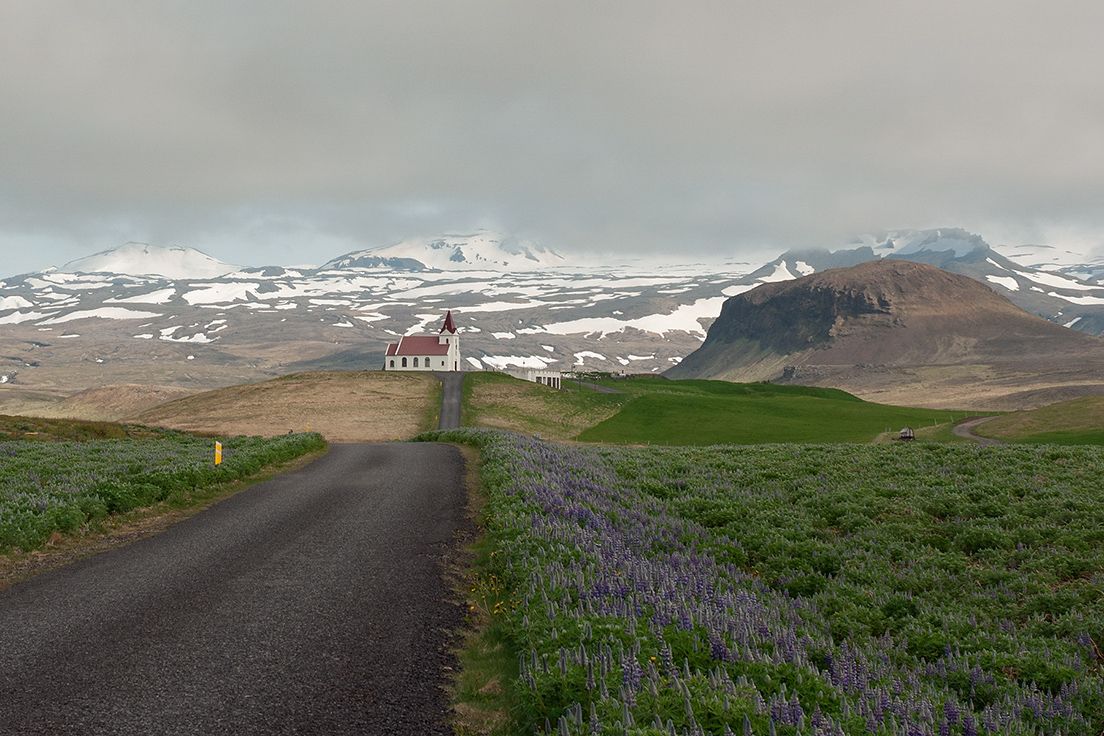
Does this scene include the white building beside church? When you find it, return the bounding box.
[383,311,461,372]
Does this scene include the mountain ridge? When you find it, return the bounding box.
[671,260,1104,408]
[739,228,1104,335]
[320,231,567,272]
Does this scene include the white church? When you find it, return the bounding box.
[383,310,461,372]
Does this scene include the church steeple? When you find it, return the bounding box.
[439,310,457,335]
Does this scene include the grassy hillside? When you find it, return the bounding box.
[463,372,625,439]
[464,373,962,444]
[976,396,1104,444]
[35,384,198,422]
[137,371,440,442]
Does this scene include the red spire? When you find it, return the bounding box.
[439,309,457,334]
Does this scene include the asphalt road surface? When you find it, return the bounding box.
[0,443,470,735]
[436,373,463,430]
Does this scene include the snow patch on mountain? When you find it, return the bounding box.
[1050,292,1104,305]
[482,355,556,369]
[0,295,33,310]
[62,243,238,279]
[993,243,1103,272]
[0,310,48,325]
[39,307,162,325]
[759,262,798,282]
[182,282,261,305]
[522,297,726,338]
[107,288,177,304]
[1017,270,1100,292]
[985,275,1019,291]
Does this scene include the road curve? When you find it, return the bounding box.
[0,443,469,735]
[953,416,1004,446]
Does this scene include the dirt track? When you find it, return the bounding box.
[0,443,469,735]
[953,416,1003,446]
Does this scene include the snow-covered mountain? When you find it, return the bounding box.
[737,228,1104,335]
[62,243,239,280]
[2,228,1103,411]
[321,231,567,272]
[0,237,746,400]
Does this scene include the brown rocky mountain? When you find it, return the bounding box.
[669,260,1104,409]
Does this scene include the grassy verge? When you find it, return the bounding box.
[447,443,519,736]
[0,431,326,553]
[0,442,327,590]
[424,374,445,431]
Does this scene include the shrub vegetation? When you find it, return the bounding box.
[430,430,1103,735]
[0,432,325,551]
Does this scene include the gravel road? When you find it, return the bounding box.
[0,443,469,735]
[952,416,1004,446]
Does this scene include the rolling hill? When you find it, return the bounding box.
[670,260,1104,409]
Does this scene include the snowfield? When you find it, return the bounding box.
[39,307,162,325]
[523,297,727,338]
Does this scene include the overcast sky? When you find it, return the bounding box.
[2,0,1104,275]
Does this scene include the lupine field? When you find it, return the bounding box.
[429,430,1104,735]
[0,432,324,551]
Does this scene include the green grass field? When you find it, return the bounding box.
[574,376,960,444]
[463,373,1102,446]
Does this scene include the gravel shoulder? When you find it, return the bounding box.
[0,443,470,735]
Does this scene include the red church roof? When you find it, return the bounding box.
[385,335,450,356]
[440,310,457,334]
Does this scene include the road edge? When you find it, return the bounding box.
[445,442,517,736]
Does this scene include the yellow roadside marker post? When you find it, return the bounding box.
[214,441,223,466]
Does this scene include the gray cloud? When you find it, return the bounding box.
[2,0,1104,275]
